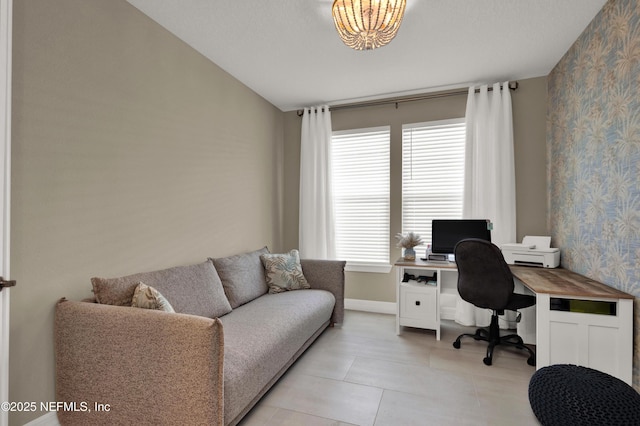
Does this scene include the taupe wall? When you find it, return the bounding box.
[283,77,548,302]
[10,1,283,424]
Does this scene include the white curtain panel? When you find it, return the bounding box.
[299,106,336,260]
[456,82,517,328]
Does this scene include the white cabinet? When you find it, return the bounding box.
[511,266,634,385]
[395,260,458,340]
[399,281,438,333]
[535,293,633,384]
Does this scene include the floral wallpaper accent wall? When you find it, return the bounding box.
[548,0,640,389]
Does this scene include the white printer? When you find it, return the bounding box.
[501,236,560,268]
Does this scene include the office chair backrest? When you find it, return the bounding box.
[454,238,515,310]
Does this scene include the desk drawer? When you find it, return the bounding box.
[400,284,436,323]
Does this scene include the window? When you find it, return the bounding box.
[332,126,390,272]
[402,119,466,245]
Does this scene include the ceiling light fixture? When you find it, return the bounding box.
[332,0,406,50]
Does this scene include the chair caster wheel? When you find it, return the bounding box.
[527,356,536,366]
[453,340,461,349]
[483,357,492,366]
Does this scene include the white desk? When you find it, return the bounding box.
[394,259,634,384]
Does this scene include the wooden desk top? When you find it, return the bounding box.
[509,266,635,300]
[395,258,634,300]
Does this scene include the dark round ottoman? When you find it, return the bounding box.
[528,364,640,426]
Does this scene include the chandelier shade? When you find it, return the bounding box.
[332,0,406,50]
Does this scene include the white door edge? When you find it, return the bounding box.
[0,0,12,425]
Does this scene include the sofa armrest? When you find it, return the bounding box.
[55,298,225,425]
[300,259,346,324]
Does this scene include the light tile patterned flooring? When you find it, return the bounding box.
[241,310,539,426]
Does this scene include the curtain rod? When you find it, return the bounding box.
[296,81,518,117]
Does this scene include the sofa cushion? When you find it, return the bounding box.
[260,249,310,293]
[219,290,335,424]
[211,246,269,308]
[91,260,232,318]
[131,282,175,313]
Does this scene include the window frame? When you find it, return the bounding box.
[401,118,466,248]
[331,125,391,273]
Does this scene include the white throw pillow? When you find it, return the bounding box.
[131,282,175,313]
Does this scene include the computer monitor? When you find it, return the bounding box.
[431,219,492,256]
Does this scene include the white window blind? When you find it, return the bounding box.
[332,126,390,268]
[402,118,466,245]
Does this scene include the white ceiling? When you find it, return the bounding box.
[127,0,607,112]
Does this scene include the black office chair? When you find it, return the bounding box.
[452,238,536,366]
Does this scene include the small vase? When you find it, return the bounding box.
[403,247,416,260]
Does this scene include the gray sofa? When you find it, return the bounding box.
[55,247,345,425]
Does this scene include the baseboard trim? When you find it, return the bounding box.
[345,298,396,314]
[23,412,59,426]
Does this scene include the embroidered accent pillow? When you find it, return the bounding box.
[260,250,310,294]
[131,282,175,313]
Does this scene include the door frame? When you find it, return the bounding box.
[0,0,12,425]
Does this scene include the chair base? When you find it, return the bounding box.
[453,311,536,366]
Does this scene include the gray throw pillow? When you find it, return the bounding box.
[91,260,232,318]
[260,249,310,293]
[211,246,269,308]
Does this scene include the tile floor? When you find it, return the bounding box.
[241,310,539,426]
